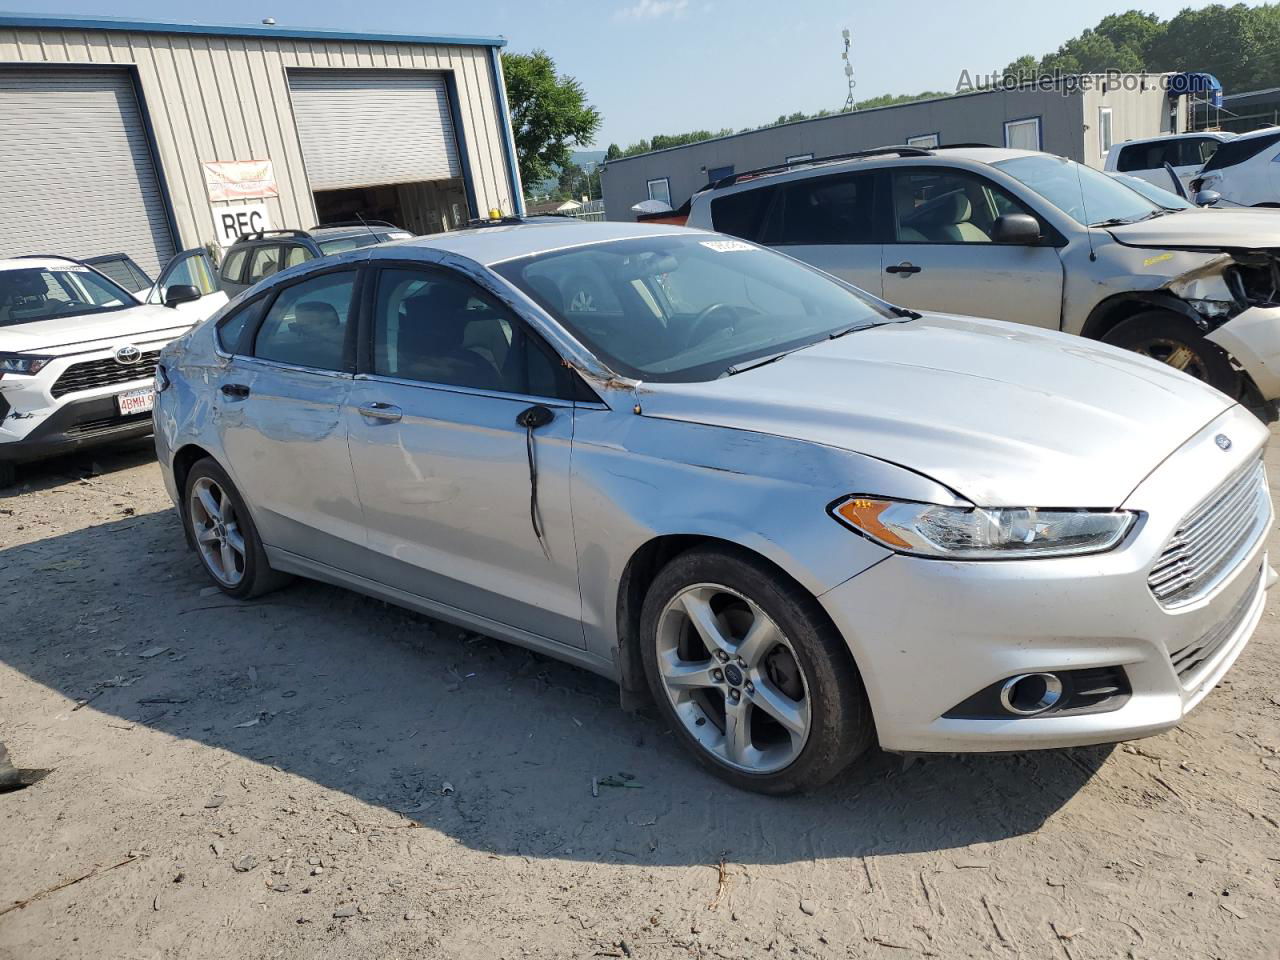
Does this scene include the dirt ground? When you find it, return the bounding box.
[1,435,1278,960]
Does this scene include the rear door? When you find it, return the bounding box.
[214,265,365,566]
[345,262,585,647]
[147,248,228,322]
[759,169,885,296]
[881,167,1063,329]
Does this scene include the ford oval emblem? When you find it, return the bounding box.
[1215,434,1232,451]
[114,344,142,365]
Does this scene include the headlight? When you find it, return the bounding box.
[831,497,1137,559]
[1186,298,1234,319]
[0,353,53,377]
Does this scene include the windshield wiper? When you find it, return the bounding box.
[1091,209,1166,228]
[724,347,801,376]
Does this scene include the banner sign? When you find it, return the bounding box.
[204,160,278,202]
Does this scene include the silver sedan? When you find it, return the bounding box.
[154,220,1273,793]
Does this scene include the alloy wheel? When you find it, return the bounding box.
[655,583,812,774]
[188,476,246,587]
[1130,336,1209,381]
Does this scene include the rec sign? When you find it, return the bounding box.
[212,202,271,247]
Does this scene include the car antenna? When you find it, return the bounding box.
[1073,158,1097,261]
[355,212,379,241]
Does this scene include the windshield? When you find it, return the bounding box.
[0,265,134,327]
[996,154,1162,226]
[494,233,899,383]
[317,234,383,255]
[1110,173,1194,209]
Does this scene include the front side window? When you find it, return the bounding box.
[149,252,219,304]
[372,268,564,397]
[0,266,133,328]
[1004,117,1041,151]
[495,233,899,383]
[253,270,356,370]
[766,170,877,245]
[995,154,1162,226]
[891,169,1035,244]
[647,178,672,206]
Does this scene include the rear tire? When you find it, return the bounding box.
[182,457,289,599]
[1102,310,1240,397]
[639,545,874,794]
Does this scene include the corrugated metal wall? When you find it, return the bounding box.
[0,26,517,250]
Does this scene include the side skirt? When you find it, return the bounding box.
[264,546,619,682]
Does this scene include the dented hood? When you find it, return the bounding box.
[637,314,1233,507]
[1107,207,1280,250]
[0,304,193,355]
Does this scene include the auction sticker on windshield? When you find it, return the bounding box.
[700,239,754,252]
[116,387,155,416]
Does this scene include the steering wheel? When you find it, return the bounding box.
[685,303,739,348]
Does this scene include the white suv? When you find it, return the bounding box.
[1190,126,1280,207]
[686,145,1280,420]
[0,251,227,486]
[1103,131,1234,194]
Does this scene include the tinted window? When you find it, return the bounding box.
[372,268,564,396]
[1201,132,1280,172]
[1178,138,1220,166]
[1116,142,1167,173]
[891,169,1034,244]
[85,255,152,293]
[253,271,356,370]
[710,187,776,241]
[246,245,284,285]
[216,297,266,354]
[221,248,248,284]
[768,172,877,244]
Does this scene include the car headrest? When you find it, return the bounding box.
[904,190,973,228]
[3,270,51,300]
[293,300,341,330]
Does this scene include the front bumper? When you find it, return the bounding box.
[1207,304,1280,401]
[0,394,153,463]
[819,405,1274,754]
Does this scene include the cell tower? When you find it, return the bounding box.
[842,28,856,111]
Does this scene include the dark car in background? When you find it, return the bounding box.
[218,221,412,297]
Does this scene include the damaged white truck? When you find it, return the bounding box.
[686,146,1280,420]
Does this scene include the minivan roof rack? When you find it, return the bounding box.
[310,219,399,230]
[707,145,934,191]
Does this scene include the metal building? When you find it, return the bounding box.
[0,13,523,276]
[603,76,1182,221]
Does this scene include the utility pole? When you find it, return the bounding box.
[842,28,856,111]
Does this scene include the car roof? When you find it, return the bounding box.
[1114,131,1236,147]
[1229,125,1280,141]
[0,256,86,271]
[379,219,697,266]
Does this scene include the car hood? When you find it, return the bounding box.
[0,304,194,355]
[1106,208,1280,250]
[636,314,1233,507]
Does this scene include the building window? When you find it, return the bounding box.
[906,133,940,148]
[706,165,735,183]
[646,177,672,207]
[1004,116,1042,151]
[785,153,815,164]
[1098,107,1113,157]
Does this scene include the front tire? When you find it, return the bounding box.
[1102,310,1240,397]
[182,458,288,599]
[639,546,874,794]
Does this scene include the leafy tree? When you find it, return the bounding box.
[1004,55,1039,81]
[604,143,622,161]
[502,50,601,189]
[554,161,601,201]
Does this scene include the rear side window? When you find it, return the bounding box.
[220,248,248,284]
[281,244,312,269]
[766,171,878,245]
[216,297,267,354]
[253,270,357,371]
[710,187,776,241]
[246,245,284,285]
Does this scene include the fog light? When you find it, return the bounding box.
[999,673,1064,716]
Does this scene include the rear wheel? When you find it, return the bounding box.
[1102,310,1240,397]
[639,546,874,794]
[183,458,288,599]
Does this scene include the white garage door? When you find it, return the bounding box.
[288,70,464,192]
[0,68,175,277]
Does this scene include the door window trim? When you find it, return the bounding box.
[358,260,591,404]
[236,262,365,375]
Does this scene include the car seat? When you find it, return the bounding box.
[397,287,502,390]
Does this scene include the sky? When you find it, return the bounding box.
[28,0,1253,147]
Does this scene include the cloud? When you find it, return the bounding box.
[615,0,689,20]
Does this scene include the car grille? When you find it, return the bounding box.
[1169,562,1263,685]
[50,351,161,399]
[1148,457,1269,607]
[64,412,152,437]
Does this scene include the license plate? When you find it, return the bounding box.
[117,387,155,416]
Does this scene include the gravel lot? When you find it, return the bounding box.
[1,434,1279,959]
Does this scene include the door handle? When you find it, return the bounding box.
[885,262,922,275]
[358,402,402,422]
[220,383,250,399]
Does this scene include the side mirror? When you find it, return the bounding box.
[164,284,202,307]
[1194,190,1222,207]
[991,212,1041,244]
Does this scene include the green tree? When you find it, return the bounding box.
[604,143,622,162]
[502,49,601,190]
[1004,54,1039,82]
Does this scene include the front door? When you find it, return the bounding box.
[882,167,1063,329]
[215,267,365,565]
[147,248,229,322]
[345,263,585,647]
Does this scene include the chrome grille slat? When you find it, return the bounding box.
[1147,458,1268,607]
[51,351,161,398]
[1169,564,1262,684]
